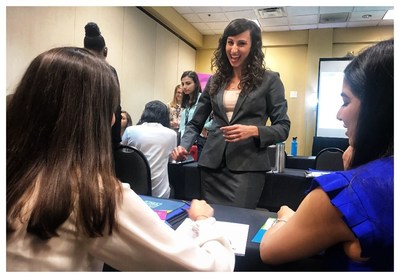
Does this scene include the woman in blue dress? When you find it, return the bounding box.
[260,38,394,271]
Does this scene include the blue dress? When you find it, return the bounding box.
[309,156,394,271]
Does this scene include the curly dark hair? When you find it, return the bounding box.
[210,18,266,95]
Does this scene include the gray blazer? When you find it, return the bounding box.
[180,70,290,171]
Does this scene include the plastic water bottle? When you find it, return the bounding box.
[291,137,298,156]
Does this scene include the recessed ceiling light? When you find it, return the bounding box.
[362,14,372,19]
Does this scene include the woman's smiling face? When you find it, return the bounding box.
[336,79,361,146]
[225,30,252,69]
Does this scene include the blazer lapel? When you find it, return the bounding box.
[230,92,248,123]
[217,86,229,124]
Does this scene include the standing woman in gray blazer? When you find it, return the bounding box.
[172,18,290,209]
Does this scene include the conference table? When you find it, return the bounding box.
[258,168,313,211]
[168,162,314,212]
[104,199,325,271]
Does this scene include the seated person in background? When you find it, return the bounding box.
[6,47,235,271]
[122,100,177,198]
[260,39,394,271]
[120,110,132,137]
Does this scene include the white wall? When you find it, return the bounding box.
[6,6,196,122]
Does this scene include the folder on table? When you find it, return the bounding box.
[140,195,190,228]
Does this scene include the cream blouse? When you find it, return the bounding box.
[6,183,235,271]
[223,89,241,122]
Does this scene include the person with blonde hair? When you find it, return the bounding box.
[167,84,183,132]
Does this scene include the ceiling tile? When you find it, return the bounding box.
[349,11,386,21]
[289,15,319,25]
[198,12,229,22]
[206,21,230,30]
[353,6,393,12]
[190,7,224,13]
[319,6,354,14]
[173,7,194,14]
[286,6,319,16]
[225,10,257,21]
[259,17,289,27]
[181,13,202,23]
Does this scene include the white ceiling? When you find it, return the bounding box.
[173,6,394,35]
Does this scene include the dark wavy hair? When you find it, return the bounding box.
[7,47,121,240]
[209,18,266,95]
[344,38,393,169]
[137,100,171,128]
[180,71,201,109]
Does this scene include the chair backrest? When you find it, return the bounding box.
[113,145,152,196]
[315,147,344,171]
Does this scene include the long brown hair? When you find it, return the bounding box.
[7,47,121,240]
[343,38,394,169]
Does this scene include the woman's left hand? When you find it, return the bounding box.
[220,124,258,142]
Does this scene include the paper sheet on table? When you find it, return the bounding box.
[304,169,332,178]
[176,218,249,256]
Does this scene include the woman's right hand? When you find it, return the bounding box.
[171,145,188,161]
[188,199,214,221]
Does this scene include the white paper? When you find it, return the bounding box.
[214,221,249,256]
[304,170,331,178]
[176,218,249,256]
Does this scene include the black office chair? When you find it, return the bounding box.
[314,147,344,171]
[113,145,152,196]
